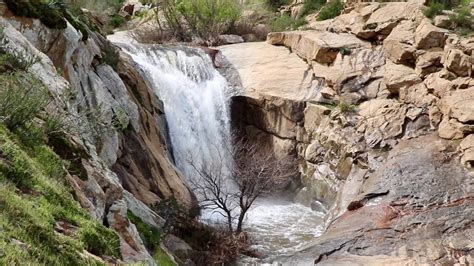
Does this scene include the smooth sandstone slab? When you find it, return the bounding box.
[267,31,371,64]
[218,42,317,101]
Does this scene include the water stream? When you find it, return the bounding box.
[110,37,324,261]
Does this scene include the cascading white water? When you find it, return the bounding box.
[110,38,325,260]
[116,43,235,181]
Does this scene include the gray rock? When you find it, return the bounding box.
[218,34,244,45]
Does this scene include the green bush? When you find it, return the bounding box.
[300,0,326,17]
[0,30,40,73]
[265,0,291,10]
[127,211,162,252]
[270,15,306,31]
[424,1,446,18]
[318,0,343,21]
[0,140,34,188]
[160,0,242,42]
[102,44,120,70]
[449,5,472,28]
[0,73,51,131]
[79,222,121,257]
[34,145,66,180]
[108,15,127,28]
[338,102,357,113]
[4,0,68,29]
[43,113,67,140]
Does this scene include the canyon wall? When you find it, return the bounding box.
[220,2,473,264]
[0,3,195,264]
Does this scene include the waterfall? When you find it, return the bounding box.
[116,43,235,186]
[110,39,325,259]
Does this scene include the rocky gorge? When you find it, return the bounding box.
[0,0,473,265]
[220,1,474,264]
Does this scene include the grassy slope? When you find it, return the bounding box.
[0,125,121,264]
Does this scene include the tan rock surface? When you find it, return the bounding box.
[383,20,417,64]
[384,61,421,93]
[219,42,317,101]
[414,19,449,49]
[440,87,474,123]
[267,31,371,64]
[443,48,472,77]
[460,134,474,168]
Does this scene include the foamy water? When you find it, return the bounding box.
[244,198,325,257]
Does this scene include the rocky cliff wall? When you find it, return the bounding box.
[220,2,473,264]
[0,3,195,264]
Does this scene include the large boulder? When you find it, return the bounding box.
[414,19,449,49]
[355,2,423,39]
[218,42,317,101]
[383,20,417,65]
[280,135,473,265]
[107,200,155,265]
[439,87,474,124]
[399,82,437,108]
[433,15,453,29]
[415,50,444,77]
[218,34,244,45]
[311,46,386,94]
[384,61,421,93]
[357,99,407,147]
[443,48,472,77]
[438,116,470,139]
[267,31,371,64]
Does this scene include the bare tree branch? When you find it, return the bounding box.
[187,131,296,233]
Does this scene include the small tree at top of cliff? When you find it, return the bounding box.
[188,133,295,233]
[155,0,242,44]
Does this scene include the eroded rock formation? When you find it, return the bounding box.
[0,3,193,264]
[220,1,473,264]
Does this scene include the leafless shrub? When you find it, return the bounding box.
[188,132,295,233]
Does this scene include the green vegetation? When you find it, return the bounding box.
[101,44,120,71]
[424,0,472,36]
[127,211,162,252]
[4,0,67,29]
[154,248,177,266]
[159,0,242,42]
[108,14,127,28]
[4,0,94,40]
[339,47,352,56]
[300,0,326,17]
[0,125,121,264]
[338,102,357,113]
[265,0,291,10]
[449,1,473,36]
[0,73,50,131]
[0,28,121,264]
[317,0,343,21]
[423,1,446,18]
[270,15,306,31]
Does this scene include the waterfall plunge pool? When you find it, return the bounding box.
[109,38,325,263]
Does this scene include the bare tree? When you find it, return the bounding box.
[188,133,295,233]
